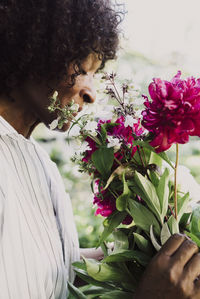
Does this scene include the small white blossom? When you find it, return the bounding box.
[49,117,60,130]
[124,115,138,128]
[70,124,81,137]
[71,103,79,112]
[97,97,109,105]
[72,139,91,154]
[95,105,114,121]
[135,110,143,118]
[107,136,121,150]
[84,121,98,135]
[134,97,145,106]
[52,91,58,100]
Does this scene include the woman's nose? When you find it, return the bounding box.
[80,86,96,104]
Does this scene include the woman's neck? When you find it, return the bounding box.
[0,93,40,138]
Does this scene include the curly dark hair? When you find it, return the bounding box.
[0,0,124,95]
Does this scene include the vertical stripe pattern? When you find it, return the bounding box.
[0,116,80,299]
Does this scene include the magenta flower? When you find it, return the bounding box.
[142,71,200,152]
[93,180,133,224]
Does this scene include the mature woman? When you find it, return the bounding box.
[0,1,200,299]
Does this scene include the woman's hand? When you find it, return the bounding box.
[80,247,104,261]
[135,234,200,299]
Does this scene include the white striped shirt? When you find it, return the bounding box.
[0,116,80,299]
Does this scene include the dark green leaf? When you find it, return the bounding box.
[128,199,161,236]
[103,249,151,266]
[100,124,108,144]
[160,223,171,245]
[92,147,114,178]
[116,173,131,211]
[156,168,170,218]
[84,258,130,282]
[177,192,190,222]
[157,151,174,169]
[98,211,127,246]
[150,225,161,251]
[112,230,129,253]
[190,206,200,238]
[100,290,134,299]
[167,215,179,235]
[133,233,153,255]
[67,281,87,299]
[185,232,200,247]
[133,172,162,224]
[73,268,115,290]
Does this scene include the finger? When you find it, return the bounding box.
[172,239,198,267]
[183,253,200,283]
[160,234,186,257]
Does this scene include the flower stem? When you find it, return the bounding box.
[174,143,179,220]
[114,156,122,166]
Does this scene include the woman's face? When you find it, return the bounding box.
[18,53,102,132]
[55,53,102,131]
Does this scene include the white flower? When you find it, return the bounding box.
[84,121,98,135]
[49,117,60,130]
[107,136,121,150]
[72,139,91,154]
[124,115,138,128]
[95,105,114,121]
[134,97,145,106]
[71,103,79,112]
[97,97,109,105]
[135,110,143,118]
[52,91,58,100]
[69,124,81,137]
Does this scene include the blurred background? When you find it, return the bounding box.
[33,0,200,248]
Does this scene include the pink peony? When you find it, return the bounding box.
[93,180,133,224]
[142,71,200,152]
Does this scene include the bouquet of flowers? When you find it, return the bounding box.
[51,72,200,298]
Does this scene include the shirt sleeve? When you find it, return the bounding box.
[0,186,5,237]
[48,161,80,283]
[31,138,80,282]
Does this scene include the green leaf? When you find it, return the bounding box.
[150,225,161,251]
[112,230,129,253]
[156,168,170,218]
[67,281,87,299]
[83,286,112,296]
[73,261,87,271]
[185,232,200,248]
[92,147,114,178]
[167,215,179,235]
[73,268,115,290]
[116,173,131,211]
[133,172,162,224]
[148,170,159,188]
[128,199,161,236]
[157,151,174,169]
[148,151,163,168]
[189,206,200,238]
[100,124,108,144]
[84,258,130,282]
[100,290,134,299]
[160,223,171,245]
[133,233,153,255]
[131,140,155,151]
[103,249,151,266]
[98,211,127,245]
[177,192,190,222]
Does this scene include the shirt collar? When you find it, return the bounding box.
[0,115,18,135]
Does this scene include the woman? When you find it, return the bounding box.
[0,1,200,299]
[0,1,121,298]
